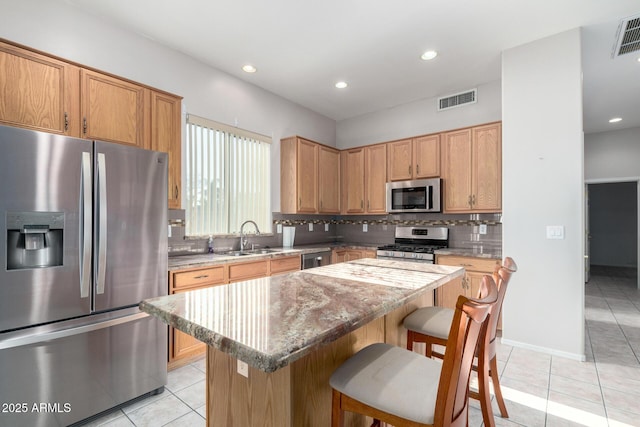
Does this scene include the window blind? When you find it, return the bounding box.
[185,114,271,236]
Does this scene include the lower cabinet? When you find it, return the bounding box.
[168,255,300,368]
[332,249,376,264]
[435,255,501,327]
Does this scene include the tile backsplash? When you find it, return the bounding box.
[168,209,502,256]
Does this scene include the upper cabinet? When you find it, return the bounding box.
[150,91,182,209]
[80,69,148,148]
[0,41,80,136]
[281,136,340,214]
[387,134,440,181]
[342,144,386,214]
[441,122,501,213]
[0,40,183,208]
[318,145,341,213]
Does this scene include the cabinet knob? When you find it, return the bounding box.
[82,117,87,134]
[471,194,476,206]
[468,195,472,207]
[416,164,420,175]
[174,185,179,199]
[408,165,412,176]
[64,112,69,131]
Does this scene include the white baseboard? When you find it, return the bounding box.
[500,338,586,362]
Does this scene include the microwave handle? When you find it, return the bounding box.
[428,186,433,210]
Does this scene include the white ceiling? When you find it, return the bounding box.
[64,0,640,134]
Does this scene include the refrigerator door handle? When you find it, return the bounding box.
[0,312,149,350]
[96,152,107,295]
[80,152,92,298]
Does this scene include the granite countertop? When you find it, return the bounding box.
[435,247,502,259]
[168,243,380,271]
[141,258,463,372]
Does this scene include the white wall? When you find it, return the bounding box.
[0,0,336,212]
[585,127,640,180]
[336,80,502,148]
[502,29,585,359]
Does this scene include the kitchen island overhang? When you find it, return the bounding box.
[140,258,464,426]
[140,258,464,373]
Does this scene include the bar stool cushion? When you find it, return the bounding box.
[403,306,454,340]
[329,342,441,424]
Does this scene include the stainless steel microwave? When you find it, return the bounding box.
[386,178,442,213]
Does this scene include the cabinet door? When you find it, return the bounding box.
[343,149,365,213]
[0,42,80,136]
[318,145,340,213]
[435,275,466,309]
[472,123,502,212]
[81,69,148,147]
[171,289,206,360]
[413,134,440,178]
[387,139,413,181]
[466,271,486,299]
[442,129,473,212]
[365,144,387,213]
[297,139,318,213]
[151,91,182,208]
[332,249,348,263]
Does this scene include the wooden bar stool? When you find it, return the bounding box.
[329,275,498,427]
[403,257,517,427]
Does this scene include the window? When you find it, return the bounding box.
[185,114,271,236]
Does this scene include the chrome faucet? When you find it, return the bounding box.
[240,220,260,251]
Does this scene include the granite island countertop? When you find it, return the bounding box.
[141,258,463,372]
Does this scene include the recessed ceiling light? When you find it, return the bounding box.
[421,50,438,61]
[335,81,348,89]
[609,117,622,123]
[242,65,257,73]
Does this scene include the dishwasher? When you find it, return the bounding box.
[301,250,332,269]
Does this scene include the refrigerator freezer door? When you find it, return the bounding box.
[0,126,91,332]
[93,141,168,312]
[0,307,167,427]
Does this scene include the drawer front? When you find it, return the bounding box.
[270,255,300,275]
[228,260,269,283]
[436,255,499,273]
[173,266,226,289]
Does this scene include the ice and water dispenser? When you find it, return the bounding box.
[6,212,64,270]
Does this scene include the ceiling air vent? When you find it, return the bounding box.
[613,14,640,57]
[437,89,477,111]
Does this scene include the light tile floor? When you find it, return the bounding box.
[82,266,640,427]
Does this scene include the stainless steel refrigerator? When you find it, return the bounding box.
[0,125,168,427]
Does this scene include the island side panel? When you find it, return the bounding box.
[206,317,384,427]
[384,288,434,353]
[207,348,292,427]
[291,316,385,427]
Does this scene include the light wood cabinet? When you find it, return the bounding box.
[441,122,501,213]
[435,255,500,309]
[366,144,387,213]
[332,249,376,264]
[341,148,365,213]
[387,134,440,181]
[228,259,270,283]
[81,69,149,148]
[318,145,341,213]
[0,41,183,208]
[281,136,344,214]
[150,91,182,208]
[270,255,301,276]
[170,266,227,363]
[0,41,80,136]
[341,145,386,214]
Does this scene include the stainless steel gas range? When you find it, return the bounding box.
[376,226,449,263]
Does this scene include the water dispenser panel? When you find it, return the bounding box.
[6,212,64,270]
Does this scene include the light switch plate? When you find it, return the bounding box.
[168,224,172,238]
[479,224,487,235]
[309,223,314,232]
[546,225,565,240]
[277,224,283,234]
[325,223,329,232]
[363,224,368,232]
[237,360,249,377]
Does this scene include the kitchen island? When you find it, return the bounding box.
[140,258,463,426]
